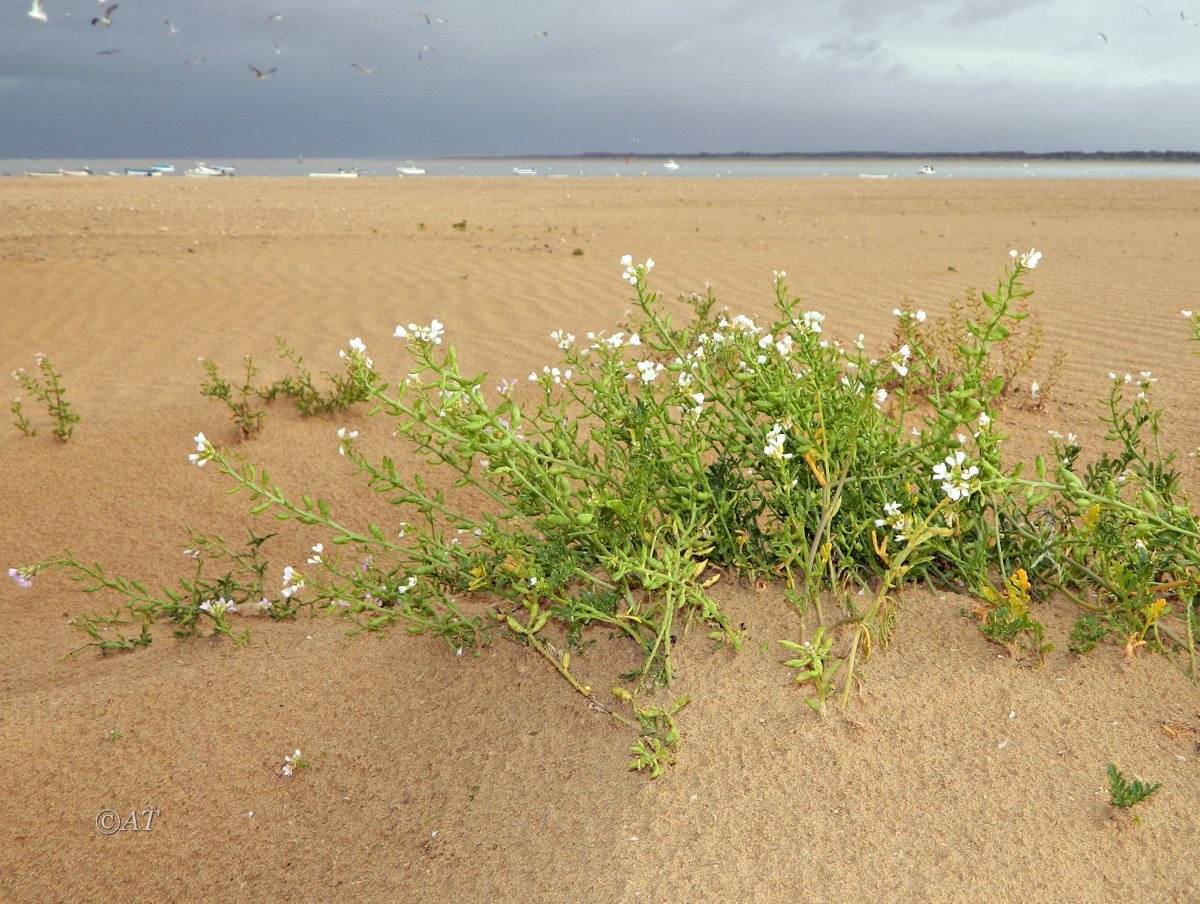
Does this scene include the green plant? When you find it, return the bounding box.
[628,696,689,778]
[24,248,1200,777]
[200,354,266,438]
[1106,763,1161,813]
[10,353,79,441]
[779,626,842,714]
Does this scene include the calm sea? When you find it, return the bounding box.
[5,157,1200,180]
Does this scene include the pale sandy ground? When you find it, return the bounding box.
[2,177,1200,902]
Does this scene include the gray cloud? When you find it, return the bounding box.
[0,0,1197,158]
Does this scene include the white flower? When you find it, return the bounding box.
[188,431,210,467]
[307,544,324,565]
[620,254,633,267]
[550,329,575,350]
[635,360,664,383]
[1010,248,1042,269]
[931,450,979,502]
[1182,310,1194,319]
[336,427,359,456]
[281,749,303,778]
[394,319,445,344]
[763,423,793,461]
[688,391,705,415]
[281,566,304,599]
[7,567,32,589]
[873,388,888,408]
[890,345,911,378]
[200,597,237,616]
[794,311,824,335]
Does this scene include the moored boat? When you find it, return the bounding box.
[397,163,427,176]
[59,168,92,177]
[662,159,681,170]
[308,170,359,178]
[185,163,235,177]
[918,164,935,175]
[512,166,538,176]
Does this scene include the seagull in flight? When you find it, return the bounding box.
[27,0,48,23]
[249,64,277,79]
[275,44,282,55]
[165,20,184,35]
[185,56,205,66]
[268,14,283,22]
[533,31,549,38]
[92,4,117,26]
[418,45,436,60]
[1098,31,1108,42]
[350,63,380,75]
[414,12,447,24]
[97,49,121,56]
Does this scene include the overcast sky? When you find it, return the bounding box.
[2,0,1198,158]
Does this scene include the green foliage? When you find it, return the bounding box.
[628,696,689,778]
[10,354,79,441]
[27,251,1200,778]
[1107,763,1161,811]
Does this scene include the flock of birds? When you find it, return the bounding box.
[24,2,550,75]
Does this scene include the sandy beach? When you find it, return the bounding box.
[3,176,1200,902]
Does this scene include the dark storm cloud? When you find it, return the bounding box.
[0,0,1197,158]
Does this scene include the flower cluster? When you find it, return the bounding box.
[621,254,654,285]
[199,598,237,616]
[281,749,304,778]
[281,565,304,599]
[1010,248,1042,270]
[338,336,374,368]
[7,567,32,589]
[188,432,210,468]
[763,423,793,461]
[874,501,913,544]
[931,451,979,502]
[394,319,445,344]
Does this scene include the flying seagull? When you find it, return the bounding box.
[418,45,436,60]
[92,4,117,26]
[27,0,48,23]
[1098,31,1108,42]
[164,20,184,35]
[185,56,205,66]
[268,14,283,21]
[350,63,380,75]
[249,64,277,79]
[97,49,121,55]
[414,12,447,24]
[275,44,282,55]
[533,31,549,38]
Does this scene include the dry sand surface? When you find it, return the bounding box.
[3,176,1200,902]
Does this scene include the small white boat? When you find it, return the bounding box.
[918,164,935,175]
[512,166,538,176]
[185,163,235,177]
[124,167,160,177]
[662,159,681,170]
[25,170,63,178]
[148,164,175,175]
[59,168,92,177]
[397,163,426,176]
[308,170,359,179]
[858,172,889,179]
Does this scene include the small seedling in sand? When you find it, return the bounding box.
[451,219,467,231]
[200,354,266,438]
[10,354,79,441]
[628,696,689,779]
[105,730,124,742]
[572,247,584,256]
[780,626,842,715]
[1107,763,1161,818]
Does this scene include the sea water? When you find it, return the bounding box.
[5,157,1200,180]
